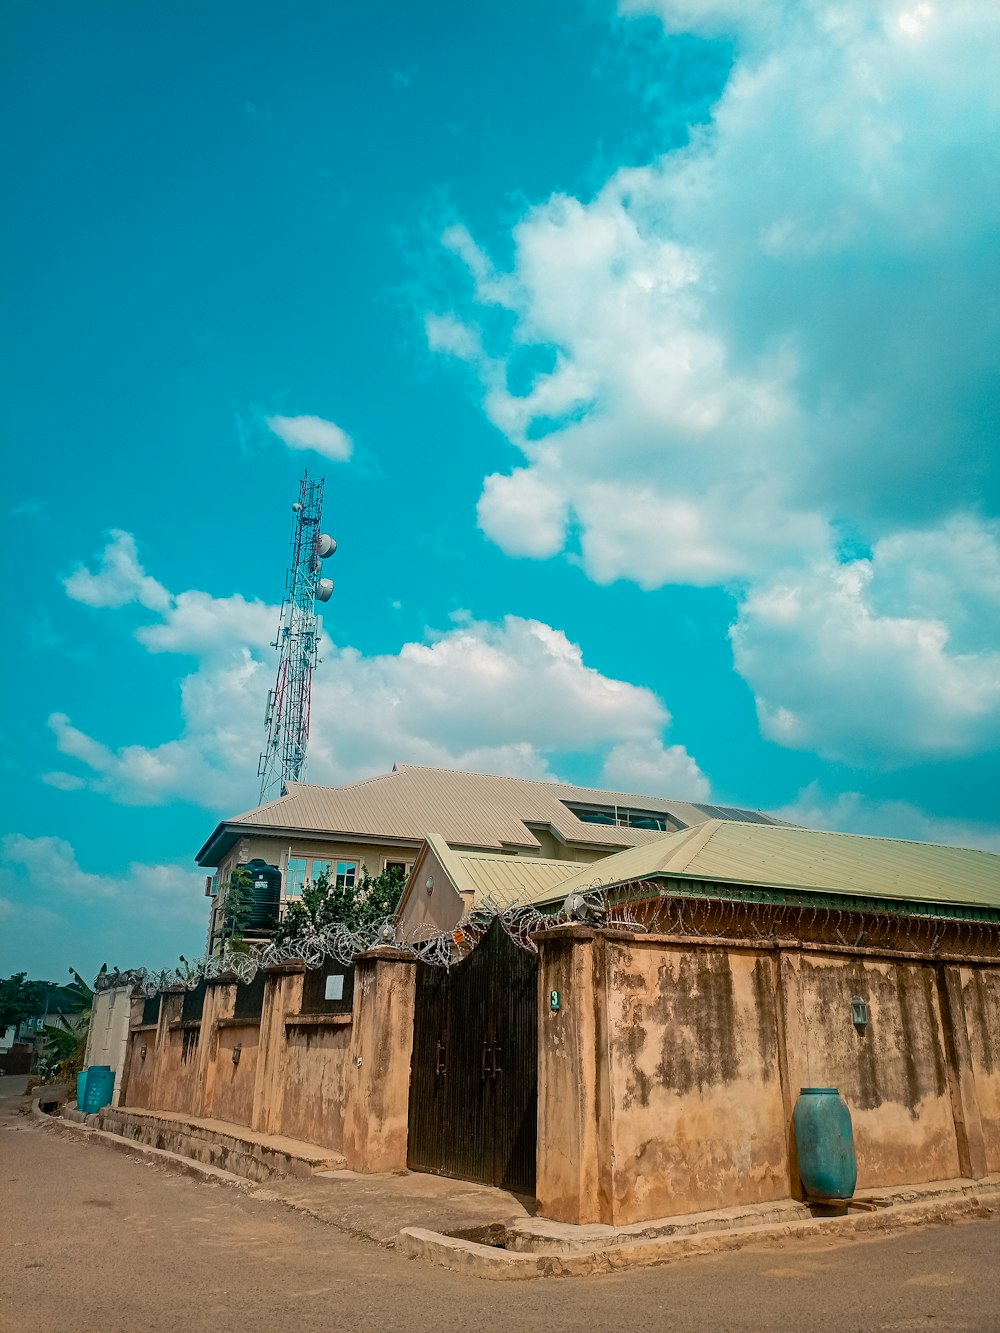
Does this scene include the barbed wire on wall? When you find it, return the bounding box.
[93,877,1000,995]
[91,886,610,994]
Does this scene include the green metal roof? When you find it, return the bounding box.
[542,820,1000,914]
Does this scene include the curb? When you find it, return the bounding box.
[33,1104,253,1191]
[398,1189,1000,1281]
[62,1104,100,1128]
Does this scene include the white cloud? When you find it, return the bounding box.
[49,713,119,775]
[137,590,276,658]
[774,782,1000,854]
[602,739,711,801]
[62,534,276,665]
[64,530,170,612]
[41,771,86,792]
[48,646,269,809]
[266,414,354,462]
[477,470,569,560]
[306,614,698,788]
[0,835,209,975]
[48,532,709,810]
[0,834,207,925]
[427,0,1000,762]
[731,519,1000,765]
[425,312,484,362]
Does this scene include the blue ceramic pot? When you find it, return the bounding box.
[793,1087,857,1201]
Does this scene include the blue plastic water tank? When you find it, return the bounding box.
[793,1087,857,1201]
[234,859,282,932]
[81,1065,115,1114]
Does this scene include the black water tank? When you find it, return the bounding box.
[234,859,282,932]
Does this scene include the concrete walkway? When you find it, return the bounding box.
[56,1101,536,1243]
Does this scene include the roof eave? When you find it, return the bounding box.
[565,870,1000,922]
[197,822,433,866]
[195,823,234,868]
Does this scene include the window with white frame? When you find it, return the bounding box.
[335,861,357,890]
[284,856,334,896]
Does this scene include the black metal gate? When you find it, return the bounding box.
[407,921,537,1195]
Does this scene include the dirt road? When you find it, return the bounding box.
[2,1078,997,1332]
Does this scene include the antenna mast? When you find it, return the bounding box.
[257,471,336,804]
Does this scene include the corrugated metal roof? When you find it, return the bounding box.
[539,820,1000,912]
[199,765,786,864]
[439,847,580,910]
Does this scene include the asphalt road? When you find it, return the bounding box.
[2,1077,998,1333]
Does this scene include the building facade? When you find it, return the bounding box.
[112,813,1000,1225]
[197,764,785,953]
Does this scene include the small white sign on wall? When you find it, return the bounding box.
[325,974,345,1001]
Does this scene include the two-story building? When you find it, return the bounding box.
[196,763,786,951]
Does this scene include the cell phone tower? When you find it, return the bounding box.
[257,471,336,805]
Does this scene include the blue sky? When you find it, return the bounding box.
[2,0,998,982]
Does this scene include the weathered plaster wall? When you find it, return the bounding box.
[153,1027,204,1115]
[605,940,788,1223]
[536,930,994,1225]
[121,1028,157,1109]
[277,1020,352,1150]
[151,984,231,1118]
[536,934,607,1225]
[961,966,1000,1172]
[121,962,410,1165]
[782,953,960,1189]
[343,952,417,1172]
[122,928,998,1223]
[208,1023,260,1126]
[121,978,265,1132]
[251,969,305,1136]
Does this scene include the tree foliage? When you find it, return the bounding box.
[38,967,97,1083]
[0,973,50,1036]
[223,864,255,948]
[60,966,96,1011]
[270,866,406,949]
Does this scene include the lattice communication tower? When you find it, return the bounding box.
[257,471,336,804]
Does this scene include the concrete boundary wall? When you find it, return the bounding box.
[120,949,417,1173]
[119,928,999,1224]
[535,926,999,1225]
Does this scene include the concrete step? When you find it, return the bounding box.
[96,1107,346,1184]
[501,1174,1000,1257]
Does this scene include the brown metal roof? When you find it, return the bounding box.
[198,764,786,865]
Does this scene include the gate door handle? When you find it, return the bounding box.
[492,1044,502,1078]
[435,1040,447,1076]
[481,1042,491,1080]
